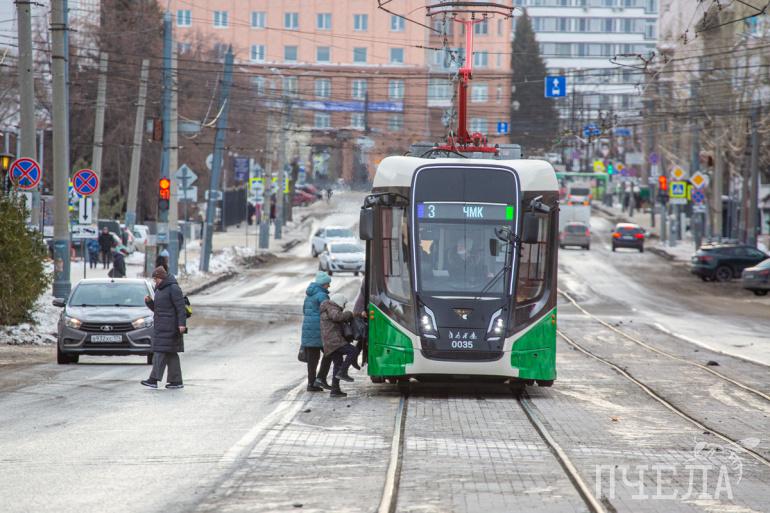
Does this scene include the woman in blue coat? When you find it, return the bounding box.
[301,271,331,391]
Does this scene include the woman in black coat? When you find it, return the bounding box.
[141,266,187,389]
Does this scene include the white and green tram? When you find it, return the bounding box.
[359,155,559,388]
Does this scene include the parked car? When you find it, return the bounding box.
[293,190,317,207]
[132,224,150,253]
[53,278,155,364]
[741,258,770,295]
[560,221,591,250]
[318,242,365,276]
[611,223,645,252]
[311,226,357,257]
[691,244,768,282]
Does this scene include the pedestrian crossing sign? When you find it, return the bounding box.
[669,181,687,199]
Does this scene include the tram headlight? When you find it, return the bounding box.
[486,309,506,341]
[419,306,438,339]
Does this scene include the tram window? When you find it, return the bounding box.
[381,207,411,300]
[516,213,549,303]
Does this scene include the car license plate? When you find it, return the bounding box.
[91,334,123,343]
[622,236,633,240]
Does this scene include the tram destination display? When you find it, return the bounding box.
[417,202,515,221]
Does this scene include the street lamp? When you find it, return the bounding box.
[0,152,14,174]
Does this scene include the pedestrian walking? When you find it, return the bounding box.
[87,238,100,269]
[318,293,365,397]
[301,271,331,392]
[98,227,113,269]
[141,266,187,389]
[156,248,170,272]
[110,246,128,278]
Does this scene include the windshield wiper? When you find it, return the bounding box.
[474,267,507,300]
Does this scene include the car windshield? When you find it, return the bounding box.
[416,212,510,296]
[69,283,148,307]
[570,187,590,196]
[326,228,353,238]
[331,243,362,253]
[565,224,587,234]
[617,226,642,234]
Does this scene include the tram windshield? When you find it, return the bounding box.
[415,202,513,296]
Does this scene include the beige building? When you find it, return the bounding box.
[167,0,514,181]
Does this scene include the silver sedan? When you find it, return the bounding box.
[318,242,365,276]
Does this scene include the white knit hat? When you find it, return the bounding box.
[330,293,347,308]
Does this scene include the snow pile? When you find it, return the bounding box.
[0,288,59,346]
[184,246,257,276]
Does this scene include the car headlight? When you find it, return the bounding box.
[419,306,438,339]
[65,316,82,329]
[330,255,337,261]
[486,309,506,341]
[132,316,154,329]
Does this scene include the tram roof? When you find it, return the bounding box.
[372,156,559,191]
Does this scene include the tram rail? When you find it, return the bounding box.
[558,288,770,403]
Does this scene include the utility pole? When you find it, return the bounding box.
[748,103,761,247]
[168,45,180,275]
[712,125,724,240]
[157,12,172,253]
[125,59,149,230]
[90,52,108,221]
[275,96,290,240]
[258,109,272,249]
[200,47,233,272]
[51,0,71,298]
[16,0,38,225]
[690,81,702,249]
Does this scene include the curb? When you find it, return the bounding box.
[186,272,238,296]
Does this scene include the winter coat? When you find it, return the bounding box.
[320,300,353,355]
[301,282,329,348]
[87,239,100,255]
[146,275,187,353]
[98,232,113,251]
[111,252,126,278]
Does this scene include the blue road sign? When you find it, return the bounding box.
[648,152,659,165]
[544,76,566,98]
[496,121,509,135]
[9,158,42,190]
[691,188,705,205]
[583,124,601,138]
[670,181,686,198]
[613,127,632,137]
[72,168,99,197]
[233,157,249,182]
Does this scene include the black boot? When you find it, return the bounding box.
[335,370,354,382]
[307,384,323,392]
[330,387,347,397]
[313,378,332,390]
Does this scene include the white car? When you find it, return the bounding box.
[131,225,150,253]
[311,226,357,257]
[318,242,365,276]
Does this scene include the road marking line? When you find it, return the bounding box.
[378,395,407,513]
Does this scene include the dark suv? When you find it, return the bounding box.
[690,244,768,282]
[611,223,645,252]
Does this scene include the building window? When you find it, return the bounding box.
[314,113,331,129]
[251,11,266,28]
[602,0,614,6]
[471,83,488,102]
[250,44,266,62]
[388,79,405,100]
[428,78,452,100]
[353,14,368,31]
[284,12,299,30]
[388,114,404,131]
[317,13,332,30]
[251,76,265,95]
[213,43,227,59]
[351,79,367,99]
[315,78,331,98]
[470,117,487,133]
[177,10,191,27]
[391,15,405,31]
[604,18,614,32]
[317,46,331,63]
[353,47,367,64]
[473,51,488,68]
[177,42,192,54]
[283,76,298,97]
[474,20,488,35]
[389,48,404,64]
[213,11,228,28]
[284,45,298,63]
[351,112,365,130]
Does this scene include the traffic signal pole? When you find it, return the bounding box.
[16,0,39,226]
[200,47,234,272]
[157,12,172,254]
[125,59,150,230]
[167,45,180,275]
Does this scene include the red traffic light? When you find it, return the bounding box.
[159,177,171,200]
[658,175,668,192]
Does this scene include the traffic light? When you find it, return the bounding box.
[158,177,171,211]
[606,161,614,175]
[658,175,667,192]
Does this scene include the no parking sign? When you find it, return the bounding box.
[72,169,99,196]
[9,158,42,190]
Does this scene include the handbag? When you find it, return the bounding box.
[342,320,355,342]
[297,346,308,363]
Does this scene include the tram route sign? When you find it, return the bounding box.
[417,202,515,221]
[544,76,566,98]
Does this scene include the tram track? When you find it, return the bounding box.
[558,288,770,403]
[377,389,610,513]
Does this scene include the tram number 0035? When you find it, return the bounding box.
[451,340,475,349]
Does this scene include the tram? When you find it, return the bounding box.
[359,152,559,388]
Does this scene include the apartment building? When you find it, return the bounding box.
[167,0,513,181]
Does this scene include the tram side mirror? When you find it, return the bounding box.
[359,208,374,241]
[522,213,540,244]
